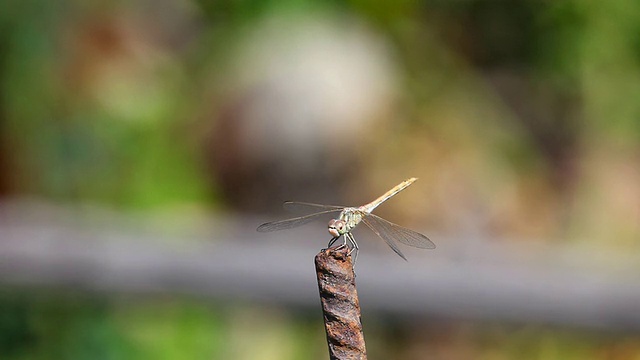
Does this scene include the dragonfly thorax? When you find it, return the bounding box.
[327,208,363,237]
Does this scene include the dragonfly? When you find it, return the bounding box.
[257,177,435,261]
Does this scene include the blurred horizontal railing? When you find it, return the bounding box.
[1,199,640,332]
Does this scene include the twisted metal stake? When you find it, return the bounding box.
[315,246,367,359]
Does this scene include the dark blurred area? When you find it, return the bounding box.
[1,0,640,359]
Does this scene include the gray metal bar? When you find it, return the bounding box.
[1,200,639,332]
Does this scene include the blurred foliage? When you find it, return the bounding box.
[1,0,210,208]
[1,0,639,358]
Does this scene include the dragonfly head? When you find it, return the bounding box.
[328,219,346,237]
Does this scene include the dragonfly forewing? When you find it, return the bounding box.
[283,201,345,215]
[256,209,342,232]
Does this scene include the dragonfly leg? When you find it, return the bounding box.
[328,236,349,252]
[327,236,339,248]
[346,232,359,265]
[326,235,357,265]
[334,235,349,251]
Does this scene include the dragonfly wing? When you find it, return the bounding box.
[364,213,436,249]
[361,215,407,261]
[257,209,342,232]
[283,201,345,215]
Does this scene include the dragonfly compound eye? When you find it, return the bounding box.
[328,219,342,237]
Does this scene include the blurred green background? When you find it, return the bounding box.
[1,0,640,359]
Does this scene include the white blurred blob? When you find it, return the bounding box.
[227,13,396,171]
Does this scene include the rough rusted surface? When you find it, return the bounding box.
[315,246,367,360]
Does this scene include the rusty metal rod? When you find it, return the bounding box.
[315,246,367,360]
